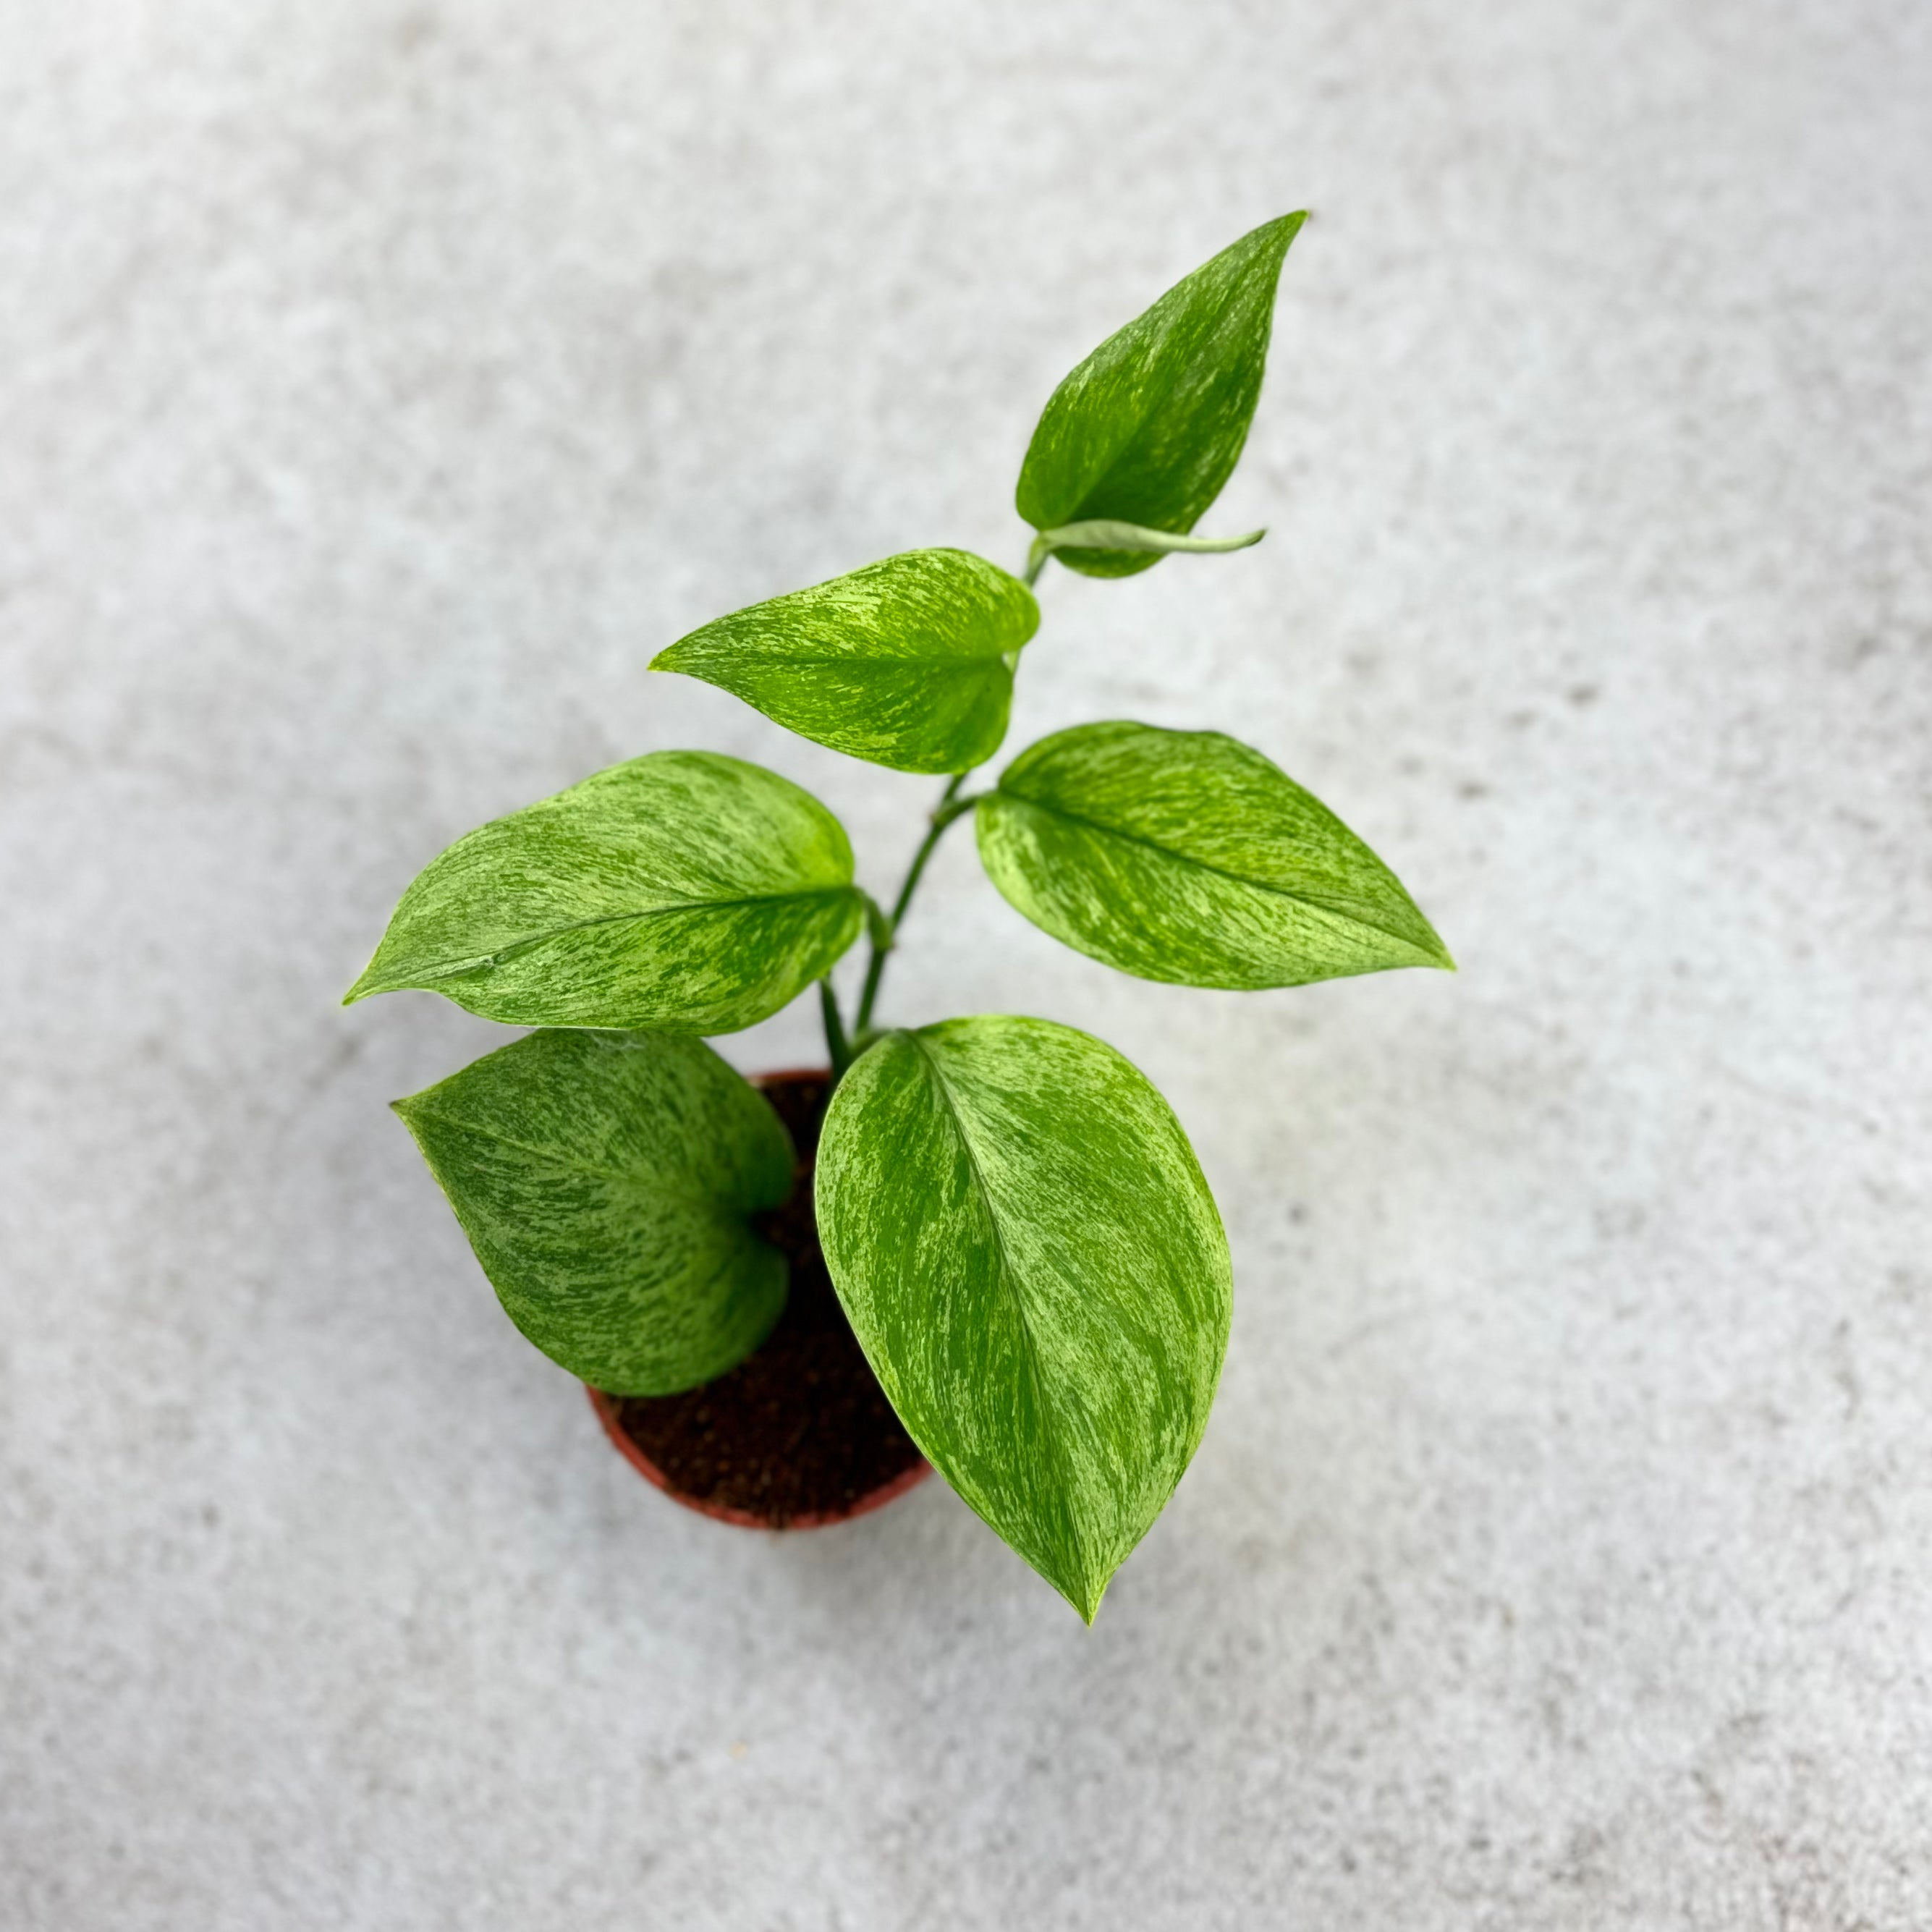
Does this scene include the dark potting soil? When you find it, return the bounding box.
[607,1071,926,1527]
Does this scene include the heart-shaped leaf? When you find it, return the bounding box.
[815,1015,1231,1622]
[651,550,1040,774]
[1015,212,1306,578]
[345,751,863,1033]
[976,721,1452,987]
[394,1030,795,1394]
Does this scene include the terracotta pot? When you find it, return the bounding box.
[586,1067,931,1530]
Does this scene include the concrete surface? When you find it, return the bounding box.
[4,3,1928,1926]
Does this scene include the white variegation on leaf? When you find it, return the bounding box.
[345,751,863,1033]
[394,1030,795,1394]
[976,721,1452,989]
[1016,213,1306,578]
[815,1015,1232,1622]
[1035,520,1266,559]
[651,549,1038,774]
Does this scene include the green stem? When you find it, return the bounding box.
[818,977,852,1080]
[854,772,978,1035]
[1023,535,1051,588]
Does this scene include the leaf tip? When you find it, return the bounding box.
[344,951,407,1007]
[1047,1553,1114,1625]
[1415,919,1457,973]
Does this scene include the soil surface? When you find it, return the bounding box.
[606,1071,926,1527]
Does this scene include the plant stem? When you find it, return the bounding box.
[818,977,852,1080]
[853,771,977,1035]
[1023,535,1051,587]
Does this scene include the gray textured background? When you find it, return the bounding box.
[4,3,1929,1926]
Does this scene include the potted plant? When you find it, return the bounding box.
[345,211,1452,1622]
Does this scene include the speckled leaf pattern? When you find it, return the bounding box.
[976,721,1452,988]
[1014,212,1305,578]
[394,1029,795,1395]
[651,550,1040,774]
[344,751,863,1033]
[815,1016,1232,1622]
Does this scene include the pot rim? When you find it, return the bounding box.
[585,1386,931,1530]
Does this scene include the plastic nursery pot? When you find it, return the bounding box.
[587,1067,931,1531]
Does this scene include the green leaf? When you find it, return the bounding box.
[1014,211,1306,578]
[651,549,1040,774]
[815,1016,1231,1622]
[394,1030,795,1395]
[344,751,863,1033]
[976,721,1452,988]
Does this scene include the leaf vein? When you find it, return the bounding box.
[996,794,1430,953]
[905,1033,1090,1596]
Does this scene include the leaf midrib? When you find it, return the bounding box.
[386,885,856,985]
[993,790,1431,955]
[404,1103,778,1221]
[906,1032,1090,1601]
[1065,244,1269,528]
[667,645,1015,672]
